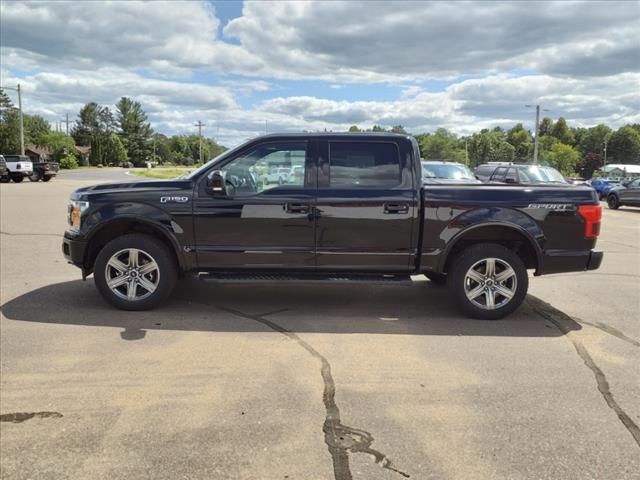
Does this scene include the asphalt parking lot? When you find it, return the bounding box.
[1,170,639,480]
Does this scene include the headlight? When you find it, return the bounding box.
[68,200,89,230]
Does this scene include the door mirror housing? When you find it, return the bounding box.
[207,170,227,195]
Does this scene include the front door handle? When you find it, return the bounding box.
[285,203,311,214]
[384,202,409,214]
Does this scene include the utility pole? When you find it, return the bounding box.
[603,135,609,166]
[61,112,70,136]
[195,121,205,163]
[0,83,24,154]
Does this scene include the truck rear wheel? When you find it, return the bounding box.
[42,175,52,182]
[447,243,528,320]
[94,234,177,311]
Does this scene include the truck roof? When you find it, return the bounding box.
[253,132,413,142]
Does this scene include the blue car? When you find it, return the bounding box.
[591,178,620,199]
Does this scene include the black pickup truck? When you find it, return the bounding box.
[62,133,602,319]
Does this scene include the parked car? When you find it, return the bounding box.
[475,163,567,185]
[264,167,292,184]
[591,178,620,199]
[28,156,60,182]
[0,155,8,182]
[2,154,33,182]
[62,133,602,320]
[606,178,640,209]
[421,161,481,184]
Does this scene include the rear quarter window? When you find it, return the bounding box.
[328,141,400,188]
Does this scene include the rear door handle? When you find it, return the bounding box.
[384,202,409,214]
[285,203,311,214]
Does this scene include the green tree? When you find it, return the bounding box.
[348,125,361,132]
[607,126,640,164]
[103,133,127,165]
[390,125,407,134]
[371,125,386,132]
[551,117,574,145]
[418,129,465,162]
[468,129,514,166]
[40,131,77,161]
[546,143,580,175]
[71,102,115,165]
[116,97,153,166]
[0,88,21,153]
[538,117,554,137]
[24,115,51,146]
[507,124,532,161]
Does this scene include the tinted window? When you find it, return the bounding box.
[329,142,400,187]
[220,142,307,196]
[492,167,507,181]
[505,168,519,183]
[474,165,495,179]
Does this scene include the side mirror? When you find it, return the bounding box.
[207,170,227,195]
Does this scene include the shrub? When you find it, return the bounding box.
[59,154,79,169]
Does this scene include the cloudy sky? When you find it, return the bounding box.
[1,0,639,146]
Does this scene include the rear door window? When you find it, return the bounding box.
[328,142,400,187]
[491,167,507,182]
[505,168,519,183]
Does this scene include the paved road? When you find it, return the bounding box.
[1,175,639,480]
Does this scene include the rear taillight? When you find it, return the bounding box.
[44,164,49,171]
[578,204,602,239]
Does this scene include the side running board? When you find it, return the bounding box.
[198,272,412,285]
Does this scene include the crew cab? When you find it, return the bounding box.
[62,133,603,319]
[29,157,59,182]
[2,154,33,182]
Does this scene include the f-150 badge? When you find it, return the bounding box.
[160,196,189,203]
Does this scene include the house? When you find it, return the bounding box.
[25,145,51,163]
[601,164,640,179]
[76,145,91,164]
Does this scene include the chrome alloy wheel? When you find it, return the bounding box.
[105,248,160,301]
[463,257,517,310]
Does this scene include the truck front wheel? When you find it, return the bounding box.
[11,175,24,183]
[94,234,177,311]
[447,243,528,320]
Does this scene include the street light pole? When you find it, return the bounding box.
[525,104,550,164]
[195,121,205,163]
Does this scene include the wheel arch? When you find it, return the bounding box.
[440,222,542,275]
[83,216,185,275]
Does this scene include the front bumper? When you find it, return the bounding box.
[62,230,87,268]
[537,249,603,275]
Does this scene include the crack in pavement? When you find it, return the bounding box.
[577,319,640,348]
[527,296,640,449]
[0,411,63,423]
[215,304,410,479]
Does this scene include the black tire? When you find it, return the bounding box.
[607,194,620,210]
[0,176,9,183]
[42,175,52,182]
[424,272,447,285]
[29,173,40,182]
[11,175,23,183]
[447,243,528,320]
[94,234,177,311]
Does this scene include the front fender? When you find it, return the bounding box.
[82,202,186,269]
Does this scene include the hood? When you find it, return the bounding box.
[72,179,191,198]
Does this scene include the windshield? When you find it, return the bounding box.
[519,166,566,183]
[422,163,475,180]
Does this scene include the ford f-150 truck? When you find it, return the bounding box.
[62,133,603,319]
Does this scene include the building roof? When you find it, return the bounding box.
[25,144,51,156]
[602,164,640,174]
